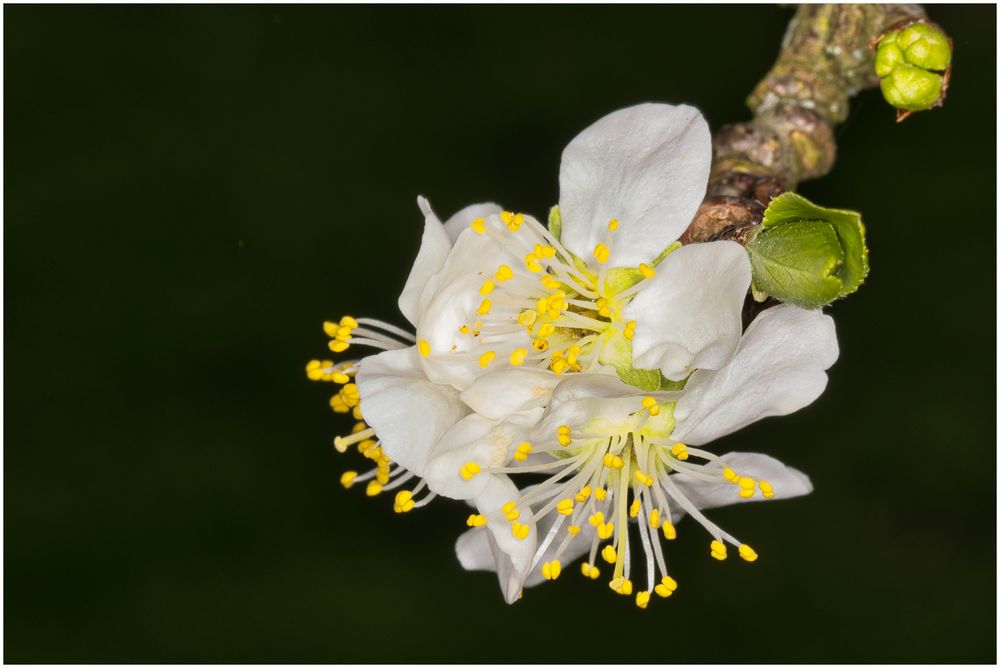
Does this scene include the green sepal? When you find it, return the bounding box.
[746,192,869,309]
[548,206,562,241]
[597,329,688,392]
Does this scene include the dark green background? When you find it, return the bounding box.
[5,4,996,663]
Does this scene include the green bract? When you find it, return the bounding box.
[746,192,869,309]
[875,22,952,112]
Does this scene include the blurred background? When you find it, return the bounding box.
[4,4,995,662]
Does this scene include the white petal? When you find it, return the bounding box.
[673,304,839,445]
[625,241,751,381]
[442,202,503,243]
[355,346,467,476]
[423,410,539,500]
[671,452,813,511]
[460,367,564,420]
[558,103,711,267]
[398,197,453,326]
[473,476,537,604]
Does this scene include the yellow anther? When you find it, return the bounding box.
[540,274,561,290]
[710,540,728,560]
[476,298,492,315]
[458,325,470,336]
[540,560,562,580]
[575,486,592,502]
[479,279,495,296]
[623,328,635,341]
[339,471,357,488]
[517,310,537,328]
[603,453,624,469]
[531,338,548,352]
[671,443,689,461]
[305,359,324,381]
[394,490,415,513]
[509,349,527,366]
[633,469,653,486]
[537,323,555,338]
[322,321,340,337]
[534,243,557,258]
[557,426,572,446]
[738,477,756,498]
[329,340,349,353]
[470,217,486,234]
[567,524,580,536]
[722,467,739,483]
[635,591,650,609]
[376,468,390,485]
[609,577,633,595]
[580,562,593,577]
[739,544,758,562]
[601,544,617,564]
[588,511,604,527]
[502,501,520,521]
[329,394,349,413]
[513,441,532,462]
[495,264,514,281]
[478,350,496,368]
[466,513,487,527]
[418,339,431,357]
[608,218,619,232]
[556,498,575,516]
[332,372,350,384]
[594,487,607,501]
[339,315,359,329]
[352,405,363,421]
[629,498,641,518]
[598,304,611,318]
[593,242,610,264]
[639,263,656,279]
[565,345,581,366]
[597,522,614,540]
[500,211,523,231]
[655,576,678,598]
[511,522,530,540]
[524,253,542,273]
[648,508,661,529]
[351,422,368,433]
[459,461,482,481]
[642,396,657,410]
[662,522,677,540]
[551,358,569,375]
[759,480,775,498]
[365,480,382,497]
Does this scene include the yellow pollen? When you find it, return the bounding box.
[513,313,535,333]
[476,298,492,315]
[633,470,653,486]
[662,522,677,540]
[671,443,689,461]
[710,540,728,560]
[635,591,650,609]
[393,490,415,513]
[534,243,557,258]
[588,511,604,527]
[649,508,661,529]
[594,487,607,501]
[418,339,431,357]
[470,217,486,234]
[459,461,482,480]
[607,218,619,232]
[513,441,532,462]
[540,274,561,290]
[340,315,359,329]
[601,544,617,564]
[629,498,641,518]
[329,340,349,353]
[524,253,542,273]
[540,560,562,580]
[759,480,775,498]
[639,263,656,279]
[537,323,555,337]
[739,544,758,562]
[502,501,520,521]
[597,522,614,540]
[575,486,592,502]
[603,453,624,469]
[509,349,527,366]
[567,524,581,536]
[511,522,530,540]
[723,467,739,482]
[495,265,514,281]
[365,480,382,497]
[466,514,487,527]
[478,350,496,368]
[339,471,357,488]
[655,576,678,597]
[609,577,633,595]
[556,498,575,516]
[479,279,495,295]
[593,242,610,264]
[581,563,601,579]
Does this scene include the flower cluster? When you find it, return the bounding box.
[306,103,839,607]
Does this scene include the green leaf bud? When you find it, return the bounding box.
[746,192,869,309]
[874,22,952,113]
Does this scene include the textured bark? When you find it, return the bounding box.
[683,4,934,245]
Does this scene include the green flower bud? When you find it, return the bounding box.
[746,192,869,309]
[874,22,952,113]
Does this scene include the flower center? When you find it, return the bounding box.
[453,212,656,375]
[471,394,776,608]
